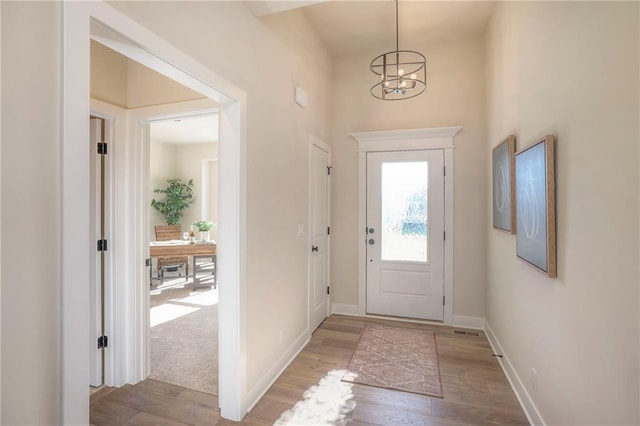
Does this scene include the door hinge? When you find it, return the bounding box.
[97,335,109,349]
[97,142,108,155]
[443,296,446,306]
[443,231,446,241]
[145,258,151,267]
[327,226,331,235]
[443,166,446,176]
[327,286,330,295]
[97,239,108,252]
[327,166,332,175]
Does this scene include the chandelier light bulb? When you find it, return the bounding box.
[398,69,405,76]
[410,73,417,80]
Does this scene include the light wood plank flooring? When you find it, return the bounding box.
[91,315,528,425]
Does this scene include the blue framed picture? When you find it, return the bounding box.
[492,135,516,233]
[515,136,556,277]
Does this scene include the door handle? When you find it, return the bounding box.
[368,239,375,245]
[312,245,319,252]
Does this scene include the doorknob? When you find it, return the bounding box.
[368,239,375,245]
[312,245,319,252]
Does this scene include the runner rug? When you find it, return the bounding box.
[343,324,443,397]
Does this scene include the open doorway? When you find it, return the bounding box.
[148,113,219,395]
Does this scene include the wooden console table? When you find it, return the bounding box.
[149,241,216,288]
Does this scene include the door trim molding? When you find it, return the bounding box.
[62,2,247,423]
[350,127,462,325]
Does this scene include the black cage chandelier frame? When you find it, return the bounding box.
[370,0,427,100]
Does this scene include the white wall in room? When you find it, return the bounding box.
[485,2,639,424]
[330,36,487,319]
[149,141,177,231]
[108,1,332,399]
[1,2,62,423]
[173,142,218,231]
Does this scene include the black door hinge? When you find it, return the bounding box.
[97,335,109,349]
[97,239,108,252]
[145,258,151,267]
[443,296,446,306]
[97,142,108,155]
[327,166,332,175]
[327,226,331,235]
[327,286,330,295]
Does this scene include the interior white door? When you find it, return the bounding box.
[89,117,103,386]
[366,150,445,321]
[309,140,330,332]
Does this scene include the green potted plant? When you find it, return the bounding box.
[193,220,216,241]
[151,178,195,225]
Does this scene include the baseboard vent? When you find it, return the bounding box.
[453,329,482,337]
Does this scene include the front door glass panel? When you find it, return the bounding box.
[380,161,429,262]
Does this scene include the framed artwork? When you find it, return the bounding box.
[515,135,556,277]
[492,135,516,233]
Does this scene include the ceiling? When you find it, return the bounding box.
[249,1,496,57]
[150,113,219,145]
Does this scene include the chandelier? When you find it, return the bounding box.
[370,0,426,100]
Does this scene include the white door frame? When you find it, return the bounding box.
[127,99,217,380]
[62,2,247,423]
[350,127,461,325]
[308,134,331,336]
[90,99,126,388]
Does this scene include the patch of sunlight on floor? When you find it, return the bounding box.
[173,289,218,306]
[150,304,199,328]
[274,369,357,426]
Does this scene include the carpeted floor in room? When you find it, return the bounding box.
[149,272,218,395]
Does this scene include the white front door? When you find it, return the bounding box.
[366,150,445,321]
[309,139,330,332]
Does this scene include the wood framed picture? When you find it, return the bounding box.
[492,135,516,233]
[515,135,556,277]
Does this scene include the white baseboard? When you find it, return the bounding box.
[245,329,309,413]
[484,321,545,426]
[331,303,359,316]
[452,315,485,330]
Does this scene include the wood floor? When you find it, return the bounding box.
[90,315,528,425]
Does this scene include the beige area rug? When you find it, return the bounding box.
[343,324,443,397]
[149,284,218,395]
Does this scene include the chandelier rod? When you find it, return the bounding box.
[395,0,399,52]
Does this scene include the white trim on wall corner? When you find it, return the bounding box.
[484,321,546,426]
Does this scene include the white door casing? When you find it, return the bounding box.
[62,3,248,423]
[308,135,331,333]
[351,127,461,325]
[366,150,444,321]
[89,118,103,387]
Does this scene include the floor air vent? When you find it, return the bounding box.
[453,329,482,337]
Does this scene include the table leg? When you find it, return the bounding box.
[192,255,198,289]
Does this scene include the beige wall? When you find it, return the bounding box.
[486,2,639,424]
[91,40,203,109]
[127,60,203,108]
[330,36,487,319]
[173,142,217,231]
[149,141,177,232]
[91,40,128,108]
[1,2,61,424]
[108,1,332,392]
